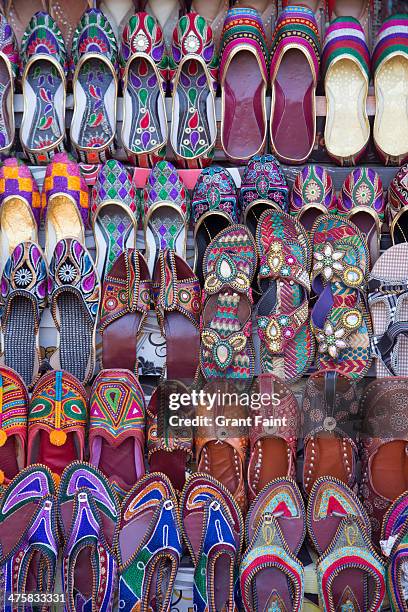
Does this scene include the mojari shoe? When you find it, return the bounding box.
[0,14,19,155]
[0,366,28,485]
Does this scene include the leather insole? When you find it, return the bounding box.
[0,437,20,483]
[102,312,141,372]
[198,441,240,499]
[98,437,141,490]
[34,430,78,476]
[304,436,353,494]
[249,438,289,495]
[165,312,200,382]
[371,440,408,501]
[255,567,292,611]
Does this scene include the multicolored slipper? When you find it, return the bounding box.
[219,8,268,162]
[27,370,87,477]
[270,6,320,165]
[308,477,386,611]
[290,165,337,230]
[58,462,120,612]
[241,478,305,612]
[20,12,67,164]
[322,18,370,165]
[121,12,168,167]
[255,210,314,382]
[0,366,28,485]
[192,165,240,285]
[0,158,41,274]
[239,154,289,237]
[92,159,138,282]
[311,215,372,381]
[71,8,118,164]
[200,225,257,380]
[381,492,408,611]
[99,249,151,373]
[118,472,182,611]
[0,14,18,156]
[337,168,385,265]
[89,369,146,498]
[169,13,218,169]
[48,238,100,384]
[143,160,189,275]
[41,152,89,262]
[373,15,408,166]
[0,465,58,599]
[0,241,47,389]
[180,473,243,612]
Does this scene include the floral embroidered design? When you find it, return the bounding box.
[313,243,345,281]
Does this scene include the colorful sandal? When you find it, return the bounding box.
[58,462,120,611]
[48,238,100,384]
[89,369,146,498]
[0,158,41,275]
[71,8,118,164]
[0,241,47,389]
[322,18,370,165]
[360,378,408,545]
[241,477,305,612]
[20,12,67,164]
[337,168,385,266]
[143,160,189,275]
[0,366,28,485]
[27,370,87,477]
[310,215,372,380]
[381,492,408,611]
[290,165,337,231]
[219,8,268,162]
[169,13,218,169]
[270,6,320,164]
[181,472,243,612]
[99,249,151,373]
[121,12,168,167]
[239,153,289,238]
[255,209,314,382]
[92,159,138,282]
[118,472,182,612]
[0,14,18,155]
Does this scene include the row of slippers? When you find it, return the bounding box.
[1,362,408,548]
[5,463,408,611]
[0,7,407,166]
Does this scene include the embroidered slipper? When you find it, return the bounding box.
[241,477,305,612]
[27,370,87,479]
[153,248,201,381]
[0,366,28,485]
[20,12,67,164]
[49,238,100,384]
[99,249,151,373]
[121,12,168,167]
[147,380,193,491]
[169,13,218,169]
[0,14,18,155]
[0,158,41,275]
[143,160,189,275]
[247,375,299,503]
[310,215,372,381]
[232,0,277,43]
[381,492,408,611]
[307,477,386,611]
[290,165,337,231]
[4,0,47,45]
[270,6,320,164]
[50,0,93,53]
[322,18,370,165]
[302,370,359,497]
[239,154,289,238]
[200,225,257,380]
[255,209,314,382]
[219,7,268,162]
[360,378,408,545]
[180,472,243,612]
[71,9,118,164]
[192,165,240,286]
[41,152,89,262]
[58,461,120,611]
[368,244,408,377]
[0,465,58,599]
[118,472,181,611]
[92,159,138,282]
[373,15,408,165]
[89,369,145,498]
[337,168,385,266]
[0,241,47,389]
[282,0,327,38]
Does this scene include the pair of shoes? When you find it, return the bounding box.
[240,476,386,611]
